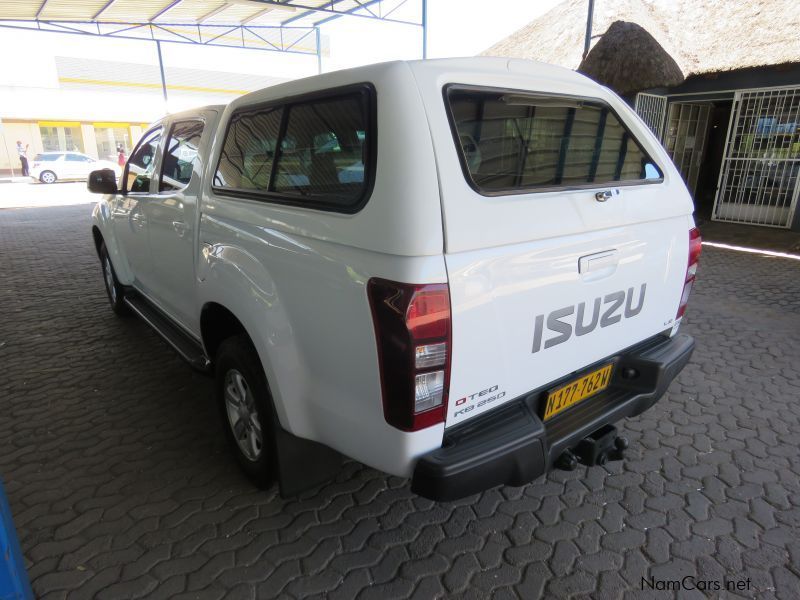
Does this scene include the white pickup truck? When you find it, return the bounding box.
[89,58,699,501]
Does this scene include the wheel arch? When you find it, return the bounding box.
[91,201,135,285]
[91,225,104,258]
[200,302,250,361]
[206,301,343,496]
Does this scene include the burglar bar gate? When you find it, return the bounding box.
[713,86,800,228]
[634,93,667,141]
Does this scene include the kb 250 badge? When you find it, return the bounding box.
[452,385,506,418]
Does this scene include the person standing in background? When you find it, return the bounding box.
[16,140,29,177]
[117,144,126,168]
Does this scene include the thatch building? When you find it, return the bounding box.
[483,0,800,231]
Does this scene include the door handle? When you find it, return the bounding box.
[595,190,613,202]
[579,249,619,274]
[130,212,145,229]
[201,242,215,261]
[172,221,189,237]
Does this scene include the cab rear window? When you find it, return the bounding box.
[445,87,663,194]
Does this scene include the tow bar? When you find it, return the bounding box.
[555,425,629,471]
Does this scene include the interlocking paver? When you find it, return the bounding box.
[1,203,800,599]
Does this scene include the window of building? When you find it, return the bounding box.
[124,127,162,193]
[213,86,373,212]
[39,125,84,153]
[95,126,131,163]
[160,120,205,192]
[446,88,663,193]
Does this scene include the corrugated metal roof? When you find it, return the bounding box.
[0,0,421,28]
[37,0,110,21]
[0,0,40,19]
[98,0,176,22]
[0,0,422,55]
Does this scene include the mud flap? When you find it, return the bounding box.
[273,424,342,497]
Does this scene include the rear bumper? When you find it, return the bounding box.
[411,333,695,501]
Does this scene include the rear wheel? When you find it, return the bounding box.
[215,335,276,488]
[99,242,129,316]
[39,170,57,184]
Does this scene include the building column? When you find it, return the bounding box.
[129,126,143,147]
[0,119,15,177]
[28,122,44,155]
[81,124,98,158]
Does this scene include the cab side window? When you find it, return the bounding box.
[160,121,205,192]
[125,128,162,193]
[212,86,373,212]
[214,106,283,191]
[272,94,368,205]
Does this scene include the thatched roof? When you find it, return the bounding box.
[483,0,800,83]
[577,20,684,94]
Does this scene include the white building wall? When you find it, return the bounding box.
[0,28,314,174]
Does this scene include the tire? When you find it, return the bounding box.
[215,335,276,488]
[39,170,57,184]
[99,242,129,316]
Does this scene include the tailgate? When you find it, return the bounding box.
[410,68,695,428]
[444,218,689,426]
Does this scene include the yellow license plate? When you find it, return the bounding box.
[543,363,614,421]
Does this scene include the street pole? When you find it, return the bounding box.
[155,40,168,108]
[421,0,427,59]
[583,0,595,59]
[316,27,322,74]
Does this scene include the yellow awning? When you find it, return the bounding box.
[38,121,81,128]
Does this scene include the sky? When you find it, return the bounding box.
[321,0,561,71]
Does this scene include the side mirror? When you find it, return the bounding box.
[88,169,118,194]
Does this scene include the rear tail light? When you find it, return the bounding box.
[676,227,702,319]
[415,342,447,369]
[368,278,451,431]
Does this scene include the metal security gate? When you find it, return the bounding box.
[664,102,711,197]
[635,93,667,141]
[713,86,800,228]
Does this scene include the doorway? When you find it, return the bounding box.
[694,101,732,219]
[663,102,712,198]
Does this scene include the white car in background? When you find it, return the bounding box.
[30,151,121,184]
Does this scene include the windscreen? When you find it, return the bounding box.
[446,88,663,193]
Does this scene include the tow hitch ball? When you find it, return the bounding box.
[555,425,629,470]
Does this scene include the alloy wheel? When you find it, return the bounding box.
[224,369,263,461]
[103,257,116,303]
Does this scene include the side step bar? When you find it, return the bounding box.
[124,292,211,372]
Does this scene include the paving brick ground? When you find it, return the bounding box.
[1,203,799,599]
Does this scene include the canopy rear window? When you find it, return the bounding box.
[445,87,663,194]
